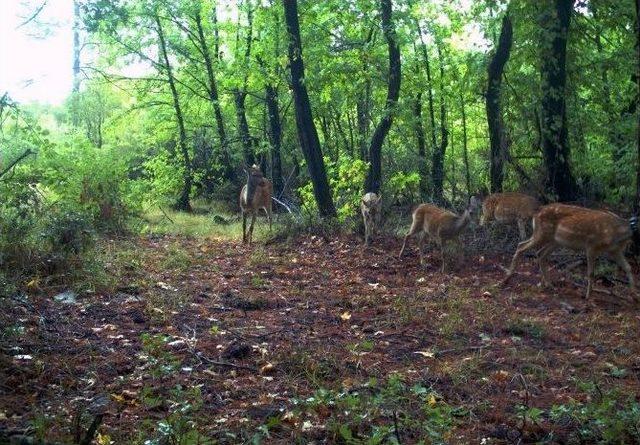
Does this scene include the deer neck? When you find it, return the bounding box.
[453,209,471,233]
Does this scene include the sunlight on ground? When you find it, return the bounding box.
[141,201,275,241]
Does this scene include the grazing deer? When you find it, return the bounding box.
[502,203,638,302]
[239,165,273,244]
[399,196,480,272]
[361,192,382,245]
[479,192,541,240]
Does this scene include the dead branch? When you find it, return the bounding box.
[0,149,34,180]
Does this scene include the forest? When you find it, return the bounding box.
[2,0,640,443]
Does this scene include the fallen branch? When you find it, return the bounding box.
[197,353,257,372]
[0,149,33,180]
[158,205,175,224]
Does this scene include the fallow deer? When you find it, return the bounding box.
[399,196,480,272]
[239,165,273,244]
[479,192,540,240]
[361,192,382,245]
[502,203,638,302]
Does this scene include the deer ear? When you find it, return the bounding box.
[376,194,382,203]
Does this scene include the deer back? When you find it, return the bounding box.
[535,204,632,254]
[483,192,540,223]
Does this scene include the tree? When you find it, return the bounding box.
[486,14,513,193]
[364,0,401,194]
[155,11,192,211]
[540,0,577,201]
[283,0,336,217]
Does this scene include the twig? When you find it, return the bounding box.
[198,353,257,372]
[0,149,33,180]
[392,410,403,444]
[435,345,491,357]
[158,205,175,224]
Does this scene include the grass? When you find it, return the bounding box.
[141,200,274,241]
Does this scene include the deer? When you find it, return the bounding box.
[502,203,639,302]
[239,164,273,244]
[479,192,541,240]
[398,196,480,272]
[361,192,382,245]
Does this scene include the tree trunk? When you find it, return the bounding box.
[283,0,336,217]
[540,0,577,202]
[155,14,192,212]
[365,0,402,194]
[486,14,513,193]
[71,0,81,127]
[413,92,429,199]
[265,83,283,197]
[194,8,234,188]
[234,2,255,167]
[234,90,254,166]
[432,41,448,205]
[635,0,640,213]
[460,90,471,197]
[416,21,438,170]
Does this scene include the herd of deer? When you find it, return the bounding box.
[240,165,639,304]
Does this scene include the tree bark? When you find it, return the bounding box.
[635,0,640,213]
[365,0,402,194]
[486,14,513,193]
[283,0,336,217]
[194,7,234,184]
[431,41,448,205]
[234,2,255,167]
[155,14,192,211]
[540,0,577,201]
[416,21,438,174]
[265,83,283,197]
[71,0,81,127]
[460,90,471,197]
[413,92,429,199]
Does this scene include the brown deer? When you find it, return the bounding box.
[502,203,638,302]
[479,192,541,240]
[399,197,480,272]
[239,165,273,244]
[361,192,382,245]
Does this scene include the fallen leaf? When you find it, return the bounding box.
[414,350,435,358]
[340,311,352,321]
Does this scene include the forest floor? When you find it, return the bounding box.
[2,212,640,444]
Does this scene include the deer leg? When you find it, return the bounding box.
[437,238,446,273]
[613,251,636,301]
[399,222,421,258]
[248,212,256,244]
[585,249,595,300]
[503,237,543,284]
[242,212,247,244]
[263,207,272,232]
[517,219,527,241]
[363,216,370,246]
[536,244,555,287]
[418,232,427,265]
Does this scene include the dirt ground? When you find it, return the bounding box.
[2,231,640,444]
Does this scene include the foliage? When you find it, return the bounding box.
[293,374,460,444]
[548,383,640,444]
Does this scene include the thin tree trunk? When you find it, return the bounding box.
[486,14,513,193]
[540,0,577,201]
[365,0,401,194]
[432,41,448,205]
[413,92,429,200]
[265,83,283,197]
[71,0,81,127]
[234,2,254,167]
[283,0,336,217]
[194,8,234,187]
[635,0,640,213]
[416,21,438,167]
[155,14,192,212]
[460,90,471,197]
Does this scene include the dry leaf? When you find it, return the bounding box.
[414,350,435,358]
[340,311,352,321]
